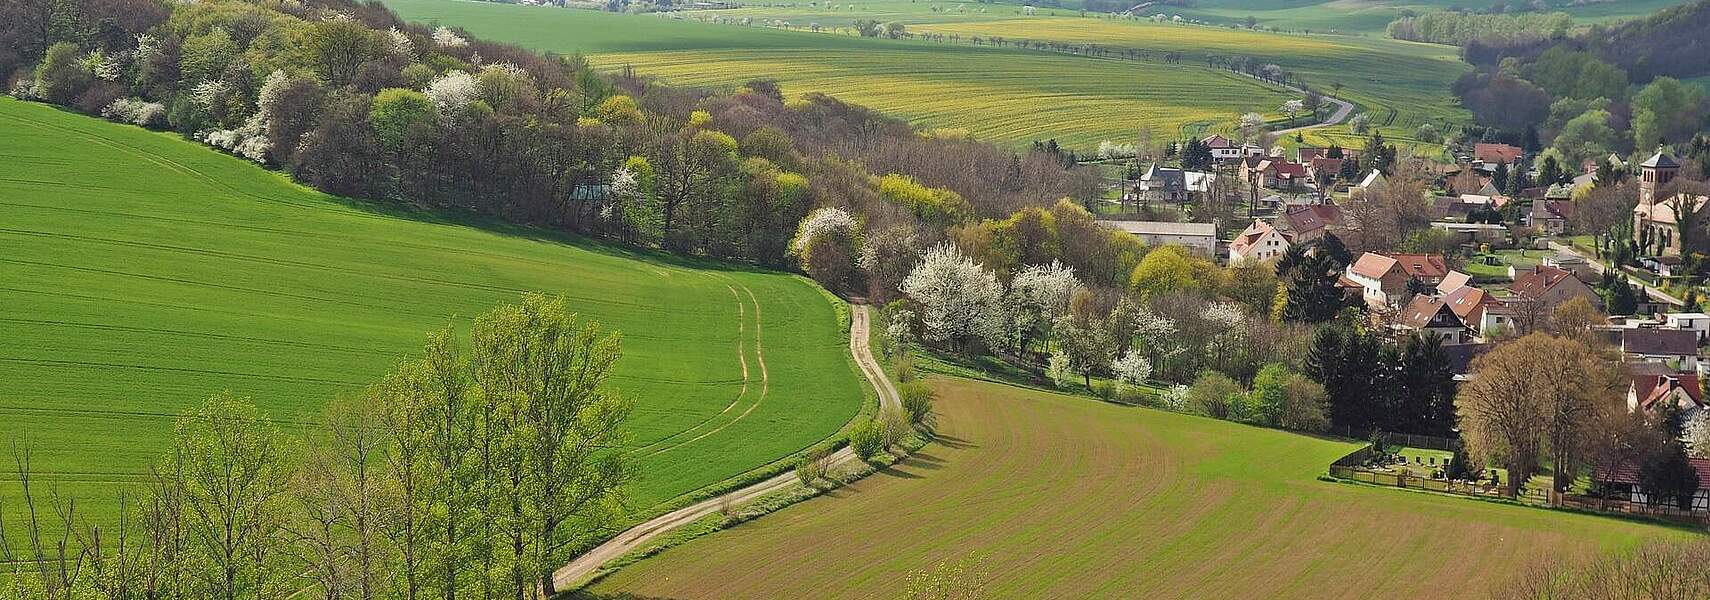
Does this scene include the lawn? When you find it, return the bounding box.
[589,377,1688,598]
[0,98,862,531]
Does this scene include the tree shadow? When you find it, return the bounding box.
[934,434,978,449]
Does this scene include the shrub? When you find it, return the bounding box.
[899,381,934,426]
[849,418,884,460]
[894,354,916,383]
[795,447,830,486]
[1187,371,1243,419]
[1117,385,1151,406]
[102,98,169,129]
[1160,384,1191,412]
[1278,377,1330,432]
[880,408,911,450]
[1090,379,1115,400]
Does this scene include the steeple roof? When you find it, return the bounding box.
[1641,149,1679,169]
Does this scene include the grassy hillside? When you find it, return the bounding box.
[591,377,1686,598]
[382,0,1297,149]
[1144,0,1696,33]
[0,97,862,524]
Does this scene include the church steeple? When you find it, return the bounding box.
[1639,147,1679,206]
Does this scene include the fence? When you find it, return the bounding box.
[1562,495,1710,525]
[1330,428,1459,452]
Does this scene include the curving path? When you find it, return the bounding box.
[551,303,900,590]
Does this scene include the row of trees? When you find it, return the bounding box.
[1,295,631,599]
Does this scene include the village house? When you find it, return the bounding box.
[1621,328,1701,371]
[1396,294,1476,345]
[1349,169,1387,201]
[1228,219,1293,263]
[1528,200,1573,234]
[1132,164,1214,204]
[1472,143,1523,172]
[1432,222,1508,246]
[1345,252,1448,307]
[1540,254,1595,281]
[1632,150,1710,257]
[1273,204,1343,244]
[1201,134,1244,162]
[1594,456,1710,510]
[1245,158,1308,190]
[1097,220,1218,256]
[1308,156,1345,189]
[1508,264,1600,312]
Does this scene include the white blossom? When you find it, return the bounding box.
[899,242,1005,347]
[790,207,859,255]
[885,308,914,357]
[1239,112,1266,138]
[101,98,167,128]
[1047,351,1073,388]
[256,70,291,118]
[85,51,123,81]
[1160,384,1191,411]
[424,70,481,115]
[433,26,469,48]
[1130,306,1183,364]
[388,27,415,57]
[197,113,269,163]
[1200,301,1246,328]
[1097,140,1136,160]
[191,80,230,109]
[1688,413,1710,458]
[134,34,161,67]
[1111,350,1152,388]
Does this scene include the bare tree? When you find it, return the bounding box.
[1458,334,1614,497]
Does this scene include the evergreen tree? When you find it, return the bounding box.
[1180,138,1214,171]
[1317,233,1353,269]
[1493,162,1509,192]
[1395,334,1458,437]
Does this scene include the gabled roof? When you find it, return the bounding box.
[1442,343,1492,375]
[1532,199,1572,221]
[1508,265,1579,300]
[1630,372,1703,412]
[1201,134,1233,149]
[1349,252,1399,280]
[1298,147,1325,163]
[1229,219,1292,257]
[1308,156,1344,175]
[1635,193,1708,225]
[1399,295,1463,330]
[1387,253,1449,280]
[1622,328,1699,356]
[1357,170,1385,189]
[1437,271,1472,294]
[1280,204,1342,236]
[1097,219,1218,238]
[1640,150,1680,169]
[1473,143,1523,165]
[1597,455,1710,489]
[1441,284,1492,323]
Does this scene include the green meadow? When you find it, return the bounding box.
[592,377,1686,598]
[0,97,862,527]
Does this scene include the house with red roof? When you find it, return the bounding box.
[1473,143,1523,167]
[1201,134,1243,161]
[1273,204,1343,243]
[1508,265,1599,311]
[1346,252,1447,307]
[1228,219,1294,264]
[1396,294,1476,344]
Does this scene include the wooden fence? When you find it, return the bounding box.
[1562,495,1710,525]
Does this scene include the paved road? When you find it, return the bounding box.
[1547,240,1683,306]
[551,304,901,591]
[1266,75,1355,135]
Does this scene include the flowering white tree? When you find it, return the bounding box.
[1280,99,1305,127]
[190,80,231,109]
[1003,261,1079,353]
[1200,301,1249,376]
[388,27,415,57]
[1097,140,1135,160]
[1047,351,1073,388]
[1239,112,1266,141]
[424,70,481,115]
[102,98,167,128]
[1111,350,1152,392]
[1688,413,1710,458]
[432,26,469,48]
[1161,384,1191,411]
[900,243,1005,350]
[1349,112,1372,134]
[885,308,915,359]
[1129,305,1183,368]
[790,207,859,257]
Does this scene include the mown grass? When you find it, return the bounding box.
[590,377,1687,598]
[0,98,862,530]
[383,0,1297,149]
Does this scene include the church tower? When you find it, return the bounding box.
[1639,148,1679,206]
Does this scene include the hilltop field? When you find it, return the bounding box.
[589,377,1686,598]
[0,97,862,527]
[384,0,1469,150]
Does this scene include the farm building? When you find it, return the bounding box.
[1097,220,1218,256]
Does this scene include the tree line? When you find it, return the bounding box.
[0,0,1093,272]
[1,295,631,599]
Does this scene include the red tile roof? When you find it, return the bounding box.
[1386,254,1449,280]
[1349,252,1399,280]
[1632,373,1703,411]
[1508,265,1576,299]
[1282,204,1341,235]
[1474,143,1523,165]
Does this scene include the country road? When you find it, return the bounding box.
[1265,75,1355,135]
[1548,241,1683,307]
[551,304,901,590]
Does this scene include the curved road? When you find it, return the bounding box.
[551,304,900,590]
[1262,75,1355,135]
